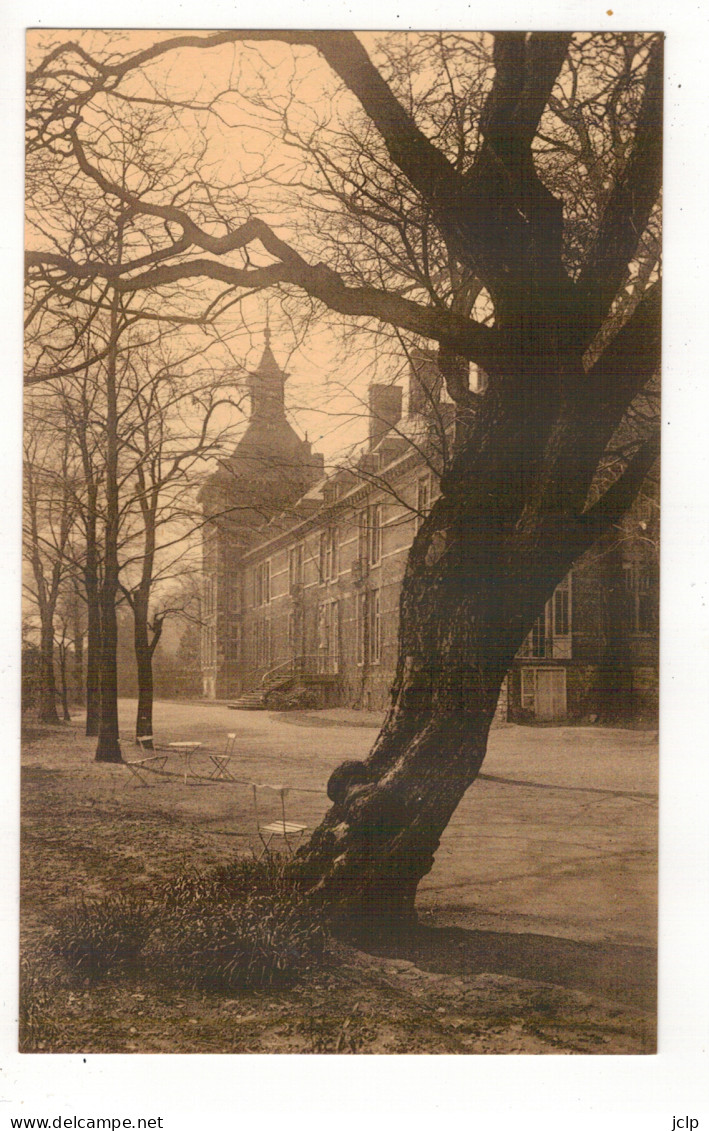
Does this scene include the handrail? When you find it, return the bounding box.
[261,654,320,687]
[261,658,293,687]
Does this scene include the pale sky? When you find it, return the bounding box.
[26,30,428,465]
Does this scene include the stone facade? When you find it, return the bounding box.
[198,332,323,698]
[200,342,659,723]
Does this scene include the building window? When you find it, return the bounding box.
[358,509,368,564]
[529,614,547,658]
[253,560,270,607]
[368,504,381,566]
[202,576,216,618]
[553,579,570,637]
[356,591,367,666]
[416,475,431,531]
[229,578,240,615]
[356,589,380,665]
[519,577,572,660]
[317,600,340,674]
[369,589,381,664]
[357,504,382,568]
[319,527,339,582]
[288,543,304,591]
[331,601,340,672]
[201,618,217,668]
[520,667,536,710]
[624,562,650,594]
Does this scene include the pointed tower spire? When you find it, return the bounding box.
[247,325,287,422]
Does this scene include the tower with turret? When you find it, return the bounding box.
[199,333,324,698]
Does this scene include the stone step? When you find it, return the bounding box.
[228,692,266,710]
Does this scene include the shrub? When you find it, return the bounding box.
[157,852,299,906]
[51,856,327,993]
[264,684,320,711]
[51,893,152,977]
[150,855,326,991]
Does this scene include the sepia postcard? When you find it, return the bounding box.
[4,2,709,1128]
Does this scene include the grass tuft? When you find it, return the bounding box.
[50,855,327,993]
[52,893,149,977]
[19,956,61,1052]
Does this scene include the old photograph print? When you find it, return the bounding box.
[23,30,660,1054]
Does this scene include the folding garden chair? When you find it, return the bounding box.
[124,735,169,786]
[251,783,307,857]
[208,731,238,781]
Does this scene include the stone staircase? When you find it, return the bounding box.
[228,657,325,711]
[228,689,267,710]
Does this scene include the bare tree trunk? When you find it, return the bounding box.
[70,580,85,708]
[293,373,654,921]
[36,621,60,725]
[133,593,161,743]
[95,295,122,764]
[84,551,101,736]
[58,641,71,722]
[295,531,575,918]
[72,626,84,707]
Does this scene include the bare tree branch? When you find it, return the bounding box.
[575,38,663,340]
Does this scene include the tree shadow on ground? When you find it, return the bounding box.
[348,922,656,1011]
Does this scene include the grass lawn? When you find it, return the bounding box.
[20,707,657,1054]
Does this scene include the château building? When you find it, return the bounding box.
[200,338,658,722]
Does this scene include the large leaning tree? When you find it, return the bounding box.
[26,31,661,919]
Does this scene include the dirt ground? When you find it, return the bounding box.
[20,700,658,1054]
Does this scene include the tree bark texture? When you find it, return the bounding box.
[58,642,71,722]
[134,620,154,744]
[94,295,122,763]
[287,35,662,919]
[132,592,163,744]
[294,373,657,919]
[84,546,101,736]
[72,625,84,707]
[36,622,60,725]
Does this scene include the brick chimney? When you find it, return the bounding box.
[368,384,403,450]
[408,349,443,416]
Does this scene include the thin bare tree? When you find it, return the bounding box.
[26,32,661,918]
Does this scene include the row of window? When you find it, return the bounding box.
[205,476,437,652]
[519,579,571,660]
[256,502,388,607]
[518,564,655,660]
[208,589,384,673]
[239,477,438,610]
[213,565,651,671]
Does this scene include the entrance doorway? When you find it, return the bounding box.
[521,666,567,720]
[535,668,567,720]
